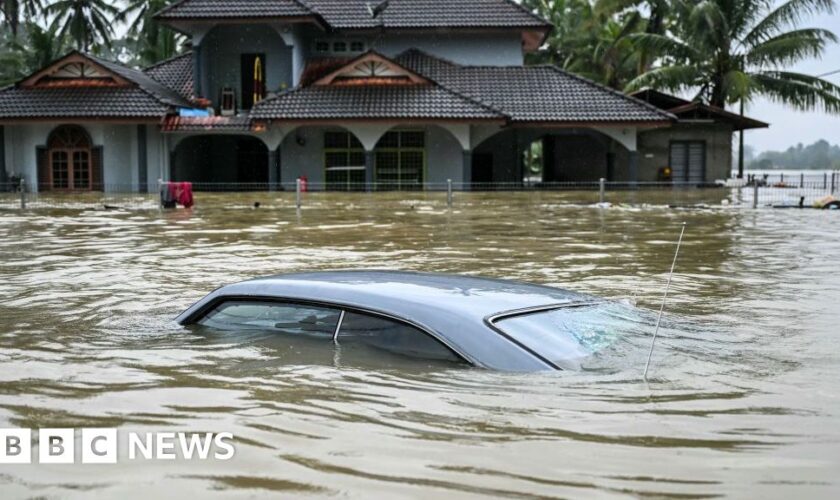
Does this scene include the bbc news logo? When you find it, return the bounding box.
[1,429,235,464]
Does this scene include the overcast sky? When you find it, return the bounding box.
[742,12,840,153]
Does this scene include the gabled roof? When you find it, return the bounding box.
[144,52,194,100]
[0,51,191,120]
[313,51,430,86]
[251,49,504,121]
[396,50,674,124]
[629,89,769,131]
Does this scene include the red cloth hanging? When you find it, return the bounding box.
[168,182,194,208]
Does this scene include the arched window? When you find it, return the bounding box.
[39,125,99,191]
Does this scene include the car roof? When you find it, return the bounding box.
[177,271,595,370]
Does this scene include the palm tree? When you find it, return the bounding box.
[595,0,672,72]
[626,0,840,112]
[1,21,69,84]
[568,10,644,89]
[626,0,840,178]
[116,0,184,65]
[44,0,118,52]
[523,0,646,89]
[2,0,43,37]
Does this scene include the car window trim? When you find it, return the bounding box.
[482,301,604,370]
[186,295,474,366]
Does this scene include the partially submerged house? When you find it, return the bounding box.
[0,0,767,192]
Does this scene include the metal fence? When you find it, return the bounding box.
[1,175,838,211]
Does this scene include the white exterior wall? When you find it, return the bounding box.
[371,31,524,66]
[294,26,525,67]
[279,125,467,186]
[3,122,166,192]
[426,126,464,184]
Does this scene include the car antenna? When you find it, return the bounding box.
[643,222,686,381]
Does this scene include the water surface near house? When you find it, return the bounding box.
[0,192,838,497]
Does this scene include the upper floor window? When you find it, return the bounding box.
[314,39,366,56]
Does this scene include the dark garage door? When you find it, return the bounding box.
[669,141,706,184]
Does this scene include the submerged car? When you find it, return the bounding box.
[177,271,646,371]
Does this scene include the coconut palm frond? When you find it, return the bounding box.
[746,28,838,67]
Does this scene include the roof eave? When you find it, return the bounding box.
[154,15,327,31]
[507,119,676,128]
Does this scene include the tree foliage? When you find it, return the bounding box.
[524,0,839,113]
[750,139,840,169]
[625,0,840,112]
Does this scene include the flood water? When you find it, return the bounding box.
[1,191,839,498]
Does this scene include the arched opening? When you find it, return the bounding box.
[280,126,369,192]
[372,129,426,191]
[38,125,100,191]
[171,135,268,189]
[472,128,631,187]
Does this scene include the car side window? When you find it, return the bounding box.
[198,301,341,339]
[337,311,462,362]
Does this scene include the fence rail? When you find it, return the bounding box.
[1,176,838,211]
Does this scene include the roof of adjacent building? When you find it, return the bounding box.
[629,89,769,131]
[396,50,674,124]
[156,0,551,30]
[144,52,194,101]
[0,51,191,120]
[251,84,503,120]
[162,115,254,132]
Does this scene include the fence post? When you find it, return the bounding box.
[296,178,302,210]
[800,173,804,188]
[753,183,759,209]
[446,179,453,208]
[19,177,25,210]
[832,172,837,194]
[599,178,606,204]
[824,172,828,190]
[780,173,784,184]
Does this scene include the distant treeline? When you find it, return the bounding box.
[750,140,840,170]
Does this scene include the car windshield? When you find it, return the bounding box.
[493,302,643,370]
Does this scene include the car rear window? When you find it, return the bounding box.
[492,302,639,369]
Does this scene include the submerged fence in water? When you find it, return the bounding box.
[1,173,838,211]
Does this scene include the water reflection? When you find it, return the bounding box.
[1,192,839,498]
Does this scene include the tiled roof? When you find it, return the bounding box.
[88,54,191,108]
[251,85,503,120]
[0,51,191,120]
[0,86,171,119]
[156,0,313,20]
[144,52,194,100]
[396,50,674,123]
[306,0,550,29]
[155,0,550,30]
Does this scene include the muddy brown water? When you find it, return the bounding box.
[0,191,838,498]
